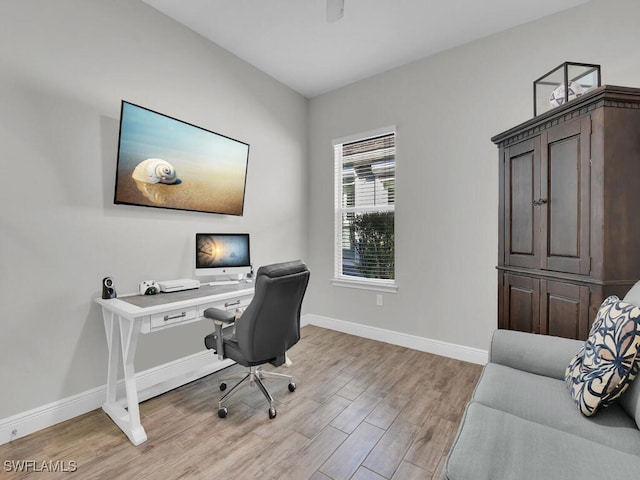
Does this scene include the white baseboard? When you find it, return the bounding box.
[0,350,231,446]
[302,314,488,365]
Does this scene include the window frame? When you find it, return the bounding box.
[331,126,398,293]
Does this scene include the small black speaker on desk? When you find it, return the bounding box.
[102,276,117,299]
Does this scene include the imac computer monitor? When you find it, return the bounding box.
[196,233,251,278]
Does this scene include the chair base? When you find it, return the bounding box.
[217,366,295,419]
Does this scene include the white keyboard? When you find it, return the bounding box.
[208,280,240,286]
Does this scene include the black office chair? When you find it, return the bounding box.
[203,260,310,419]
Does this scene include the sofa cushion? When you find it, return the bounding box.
[565,295,640,416]
[442,402,640,480]
[473,363,640,455]
[622,282,640,428]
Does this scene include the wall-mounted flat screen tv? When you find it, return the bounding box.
[114,101,249,215]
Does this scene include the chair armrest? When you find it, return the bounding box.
[203,307,235,324]
[203,308,235,360]
[489,329,584,380]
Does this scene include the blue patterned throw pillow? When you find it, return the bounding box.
[565,295,640,416]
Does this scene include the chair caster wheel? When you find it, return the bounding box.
[288,382,296,392]
[268,407,277,419]
[220,382,227,391]
[218,407,228,418]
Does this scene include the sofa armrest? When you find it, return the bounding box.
[489,329,583,380]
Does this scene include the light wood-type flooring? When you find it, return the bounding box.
[0,325,482,480]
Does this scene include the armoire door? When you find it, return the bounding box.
[503,138,541,269]
[501,273,540,334]
[540,280,590,340]
[539,117,591,275]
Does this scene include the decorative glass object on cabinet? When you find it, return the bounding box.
[534,62,601,116]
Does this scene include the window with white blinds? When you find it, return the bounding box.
[333,128,396,292]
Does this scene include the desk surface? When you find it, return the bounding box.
[96,282,254,318]
[119,283,251,308]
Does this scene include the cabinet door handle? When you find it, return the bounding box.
[164,312,187,321]
[533,198,548,206]
[225,300,241,308]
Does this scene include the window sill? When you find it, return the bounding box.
[331,277,398,293]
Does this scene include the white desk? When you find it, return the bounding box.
[95,283,253,445]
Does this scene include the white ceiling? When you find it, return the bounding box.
[142,0,592,98]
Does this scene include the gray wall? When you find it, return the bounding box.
[0,0,308,419]
[306,0,640,351]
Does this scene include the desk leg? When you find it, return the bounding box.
[103,311,119,405]
[101,310,147,446]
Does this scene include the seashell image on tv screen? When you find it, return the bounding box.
[114,101,249,215]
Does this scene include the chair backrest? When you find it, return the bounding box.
[234,260,310,365]
[621,281,640,428]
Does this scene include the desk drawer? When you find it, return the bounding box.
[198,295,252,316]
[150,306,198,329]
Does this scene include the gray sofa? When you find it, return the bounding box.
[443,287,640,479]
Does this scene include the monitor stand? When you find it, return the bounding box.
[208,274,244,286]
[209,279,240,286]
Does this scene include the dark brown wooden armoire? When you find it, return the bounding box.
[492,85,640,340]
